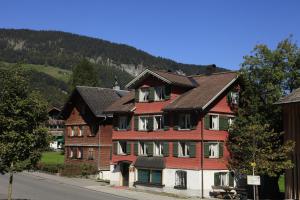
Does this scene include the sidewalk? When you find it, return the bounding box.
[23,171,203,200]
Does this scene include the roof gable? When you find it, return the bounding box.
[61,86,129,118]
[125,69,196,89]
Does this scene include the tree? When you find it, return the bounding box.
[227,37,299,198]
[70,59,100,88]
[0,66,49,200]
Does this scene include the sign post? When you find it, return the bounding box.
[248,162,260,200]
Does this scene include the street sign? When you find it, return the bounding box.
[247,175,261,185]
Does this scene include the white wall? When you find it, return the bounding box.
[110,164,121,186]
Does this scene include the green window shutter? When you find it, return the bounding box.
[227,92,232,104]
[164,85,171,100]
[219,143,224,158]
[189,142,196,158]
[163,142,169,157]
[135,89,140,102]
[204,143,210,158]
[214,172,221,186]
[151,170,162,184]
[113,141,118,155]
[191,112,198,130]
[134,116,139,131]
[219,116,229,131]
[147,142,153,156]
[173,142,178,157]
[127,116,131,130]
[163,114,169,131]
[229,172,234,186]
[173,113,179,130]
[149,87,155,102]
[134,142,139,155]
[204,115,210,130]
[126,142,131,155]
[147,116,154,131]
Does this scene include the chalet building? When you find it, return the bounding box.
[104,69,239,197]
[47,107,64,150]
[60,86,128,179]
[276,88,300,199]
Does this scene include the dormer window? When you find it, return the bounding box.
[139,88,150,102]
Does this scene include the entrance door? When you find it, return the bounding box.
[121,163,130,186]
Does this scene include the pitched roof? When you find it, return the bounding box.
[163,72,238,111]
[276,87,300,104]
[125,69,196,89]
[61,86,129,118]
[104,70,238,113]
[104,90,135,113]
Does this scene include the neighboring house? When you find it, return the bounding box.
[48,107,65,150]
[60,86,128,178]
[276,88,300,199]
[104,69,239,197]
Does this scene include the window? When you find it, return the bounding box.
[77,147,83,159]
[154,115,163,130]
[139,142,148,155]
[90,124,98,136]
[204,142,223,158]
[69,147,75,158]
[154,87,164,101]
[208,143,219,158]
[154,142,164,156]
[178,142,189,157]
[118,116,128,130]
[179,114,191,129]
[231,92,239,104]
[88,148,94,160]
[214,172,234,187]
[137,169,162,185]
[139,88,150,102]
[70,126,75,136]
[175,170,187,189]
[209,115,219,130]
[78,126,83,136]
[228,117,234,127]
[139,116,149,131]
[118,141,127,155]
[74,126,79,136]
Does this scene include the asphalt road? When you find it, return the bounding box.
[0,173,131,200]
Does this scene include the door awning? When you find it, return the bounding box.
[134,156,165,169]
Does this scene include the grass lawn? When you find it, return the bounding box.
[40,151,64,165]
[278,175,285,193]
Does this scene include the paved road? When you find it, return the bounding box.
[0,173,131,200]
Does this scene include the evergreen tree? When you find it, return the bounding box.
[227,37,299,198]
[70,59,100,88]
[0,66,49,200]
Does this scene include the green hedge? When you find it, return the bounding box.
[36,163,98,177]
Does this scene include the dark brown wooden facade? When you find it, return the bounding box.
[282,102,300,199]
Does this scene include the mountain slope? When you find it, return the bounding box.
[0,29,226,76]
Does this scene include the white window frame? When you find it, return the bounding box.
[139,116,149,131]
[231,92,239,105]
[139,141,148,156]
[69,147,74,158]
[220,172,230,186]
[153,115,163,130]
[179,114,191,130]
[154,86,164,101]
[77,147,82,159]
[78,126,83,136]
[139,88,150,102]
[178,142,190,157]
[208,142,220,158]
[70,126,75,136]
[209,114,219,130]
[118,116,128,130]
[118,141,127,155]
[154,142,163,156]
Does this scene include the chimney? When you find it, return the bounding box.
[113,75,120,90]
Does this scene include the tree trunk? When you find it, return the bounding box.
[7,171,13,200]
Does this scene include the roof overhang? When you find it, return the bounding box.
[125,69,171,89]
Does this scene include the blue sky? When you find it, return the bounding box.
[1,0,299,70]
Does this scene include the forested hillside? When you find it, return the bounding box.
[0,28,227,107]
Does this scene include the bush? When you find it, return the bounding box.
[36,163,64,174]
[60,163,98,177]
